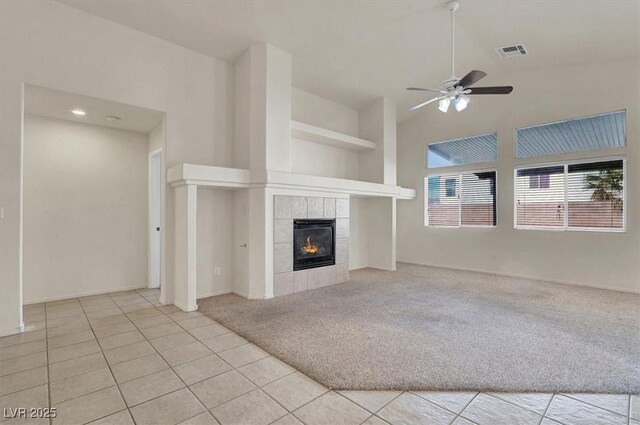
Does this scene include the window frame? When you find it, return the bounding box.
[425,168,498,229]
[513,156,626,233]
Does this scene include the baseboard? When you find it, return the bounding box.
[398,260,640,294]
[348,265,368,271]
[0,322,24,338]
[197,289,232,299]
[231,290,270,300]
[24,284,147,305]
[173,299,198,312]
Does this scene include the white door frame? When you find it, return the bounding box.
[148,148,163,288]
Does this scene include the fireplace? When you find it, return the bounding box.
[293,219,336,271]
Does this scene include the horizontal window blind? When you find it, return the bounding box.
[461,172,496,226]
[516,110,625,159]
[516,166,565,228]
[567,160,623,229]
[428,133,497,168]
[515,159,624,230]
[427,175,459,226]
[426,171,497,227]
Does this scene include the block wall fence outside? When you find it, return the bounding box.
[273,195,350,296]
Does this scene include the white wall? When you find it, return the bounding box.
[23,115,148,302]
[291,140,360,180]
[292,88,359,136]
[290,87,361,179]
[397,60,640,293]
[349,197,369,270]
[0,0,234,335]
[197,188,234,298]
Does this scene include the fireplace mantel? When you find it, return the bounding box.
[167,163,416,199]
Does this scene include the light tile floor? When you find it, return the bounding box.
[1,288,637,425]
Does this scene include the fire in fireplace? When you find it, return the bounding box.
[293,219,335,271]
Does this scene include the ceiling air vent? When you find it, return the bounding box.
[496,44,527,58]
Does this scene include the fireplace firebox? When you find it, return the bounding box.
[293,219,335,271]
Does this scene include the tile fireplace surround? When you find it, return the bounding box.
[273,195,349,296]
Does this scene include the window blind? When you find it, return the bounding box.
[427,133,497,168]
[516,110,625,159]
[426,171,497,227]
[515,159,624,230]
[567,160,623,229]
[461,171,497,226]
[426,175,459,226]
[516,166,565,228]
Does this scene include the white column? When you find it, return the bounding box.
[358,98,397,185]
[235,43,292,173]
[173,184,198,311]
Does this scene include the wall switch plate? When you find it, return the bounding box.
[214,267,221,275]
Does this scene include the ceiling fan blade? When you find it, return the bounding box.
[409,96,445,112]
[467,86,514,95]
[406,87,445,93]
[458,70,487,88]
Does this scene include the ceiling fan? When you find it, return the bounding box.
[407,0,513,113]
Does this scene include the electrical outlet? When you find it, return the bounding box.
[214,267,221,276]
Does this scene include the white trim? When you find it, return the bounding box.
[148,149,163,289]
[23,285,147,305]
[400,260,640,294]
[173,300,198,312]
[231,289,270,300]
[196,290,232,299]
[513,156,626,233]
[0,323,25,338]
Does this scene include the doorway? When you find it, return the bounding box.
[21,84,165,304]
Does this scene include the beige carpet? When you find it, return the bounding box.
[198,263,640,393]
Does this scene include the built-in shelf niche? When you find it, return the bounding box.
[291,120,376,152]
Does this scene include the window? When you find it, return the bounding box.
[529,174,550,189]
[445,178,457,197]
[516,110,626,159]
[426,171,496,227]
[427,133,497,168]
[515,159,624,231]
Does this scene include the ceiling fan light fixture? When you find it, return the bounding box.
[438,97,451,113]
[454,94,470,111]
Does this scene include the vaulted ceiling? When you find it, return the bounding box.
[57,0,640,121]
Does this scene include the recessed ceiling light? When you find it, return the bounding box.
[71,109,86,116]
[105,115,121,122]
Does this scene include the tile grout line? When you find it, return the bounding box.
[129,304,290,424]
[410,390,479,419]
[78,295,137,425]
[455,392,481,425]
[109,295,213,423]
[561,393,630,420]
[539,393,555,425]
[483,392,546,418]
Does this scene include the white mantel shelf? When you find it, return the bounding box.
[167,163,416,199]
[291,120,377,151]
